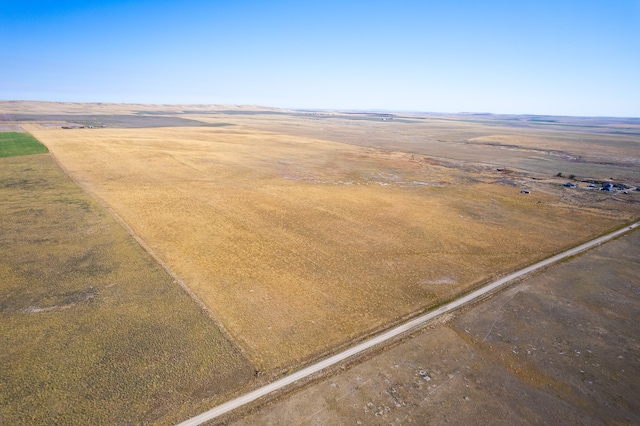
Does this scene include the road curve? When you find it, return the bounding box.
[177,222,639,426]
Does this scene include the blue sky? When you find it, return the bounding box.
[1,0,639,116]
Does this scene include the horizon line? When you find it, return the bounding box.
[1,99,639,120]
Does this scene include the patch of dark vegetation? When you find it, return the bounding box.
[54,197,93,211]
[63,248,113,276]
[0,177,47,188]
[4,114,230,129]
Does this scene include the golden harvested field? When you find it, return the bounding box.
[24,121,640,373]
[233,229,640,425]
[0,153,254,425]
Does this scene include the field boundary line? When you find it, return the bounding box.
[177,221,639,426]
[24,127,255,368]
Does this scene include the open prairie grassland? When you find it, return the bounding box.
[0,153,254,424]
[24,115,640,373]
[189,110,640,182]
[3,102,639,424]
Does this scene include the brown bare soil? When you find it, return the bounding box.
[232,229,640,425]
[23,121,639,373]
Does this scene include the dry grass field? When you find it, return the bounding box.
[2,101,639,424]
[233,229,640,425]
[188,110,640,183]
[0,152,255,425]
[24,118,640,373]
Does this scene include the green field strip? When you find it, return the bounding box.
[0,132,49,158]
